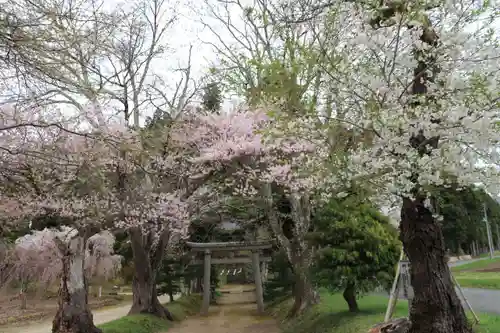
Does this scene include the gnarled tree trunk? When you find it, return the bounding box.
[262,184,320,316]
[289,262,319,317]
[53,236,100,333]
[128,228,173,320]
[262,183,319,317]
[343,281,358,313]
[400,198,471,333]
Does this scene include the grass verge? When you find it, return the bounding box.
[268,292,500,333]
[451,257,500,272]
[477,251,500,259]
[454,271,500,289]
[98,294,201,333]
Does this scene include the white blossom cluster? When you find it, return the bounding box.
[306,1,500,206]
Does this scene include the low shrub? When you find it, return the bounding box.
[99,294,202,333]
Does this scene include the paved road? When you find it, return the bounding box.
[377,257,500,315]
[2,294,178,333]
[451,258,500,314]
[382,287,500,315]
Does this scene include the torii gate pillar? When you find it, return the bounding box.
[201,249,211,315]
[251,250,265,314]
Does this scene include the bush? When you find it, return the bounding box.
[309,197,400,312]
[99,295,202,333]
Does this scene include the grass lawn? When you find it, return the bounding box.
[269,292,500,333]
[98,294,201,333]
[451,257,500,272]
[454,271,500,290]
[451,257,500,289]
[477,251,500,259]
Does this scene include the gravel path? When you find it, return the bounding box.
[1,294,174,333]
[166,304,280,333]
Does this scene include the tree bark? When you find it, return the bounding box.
[52,236,101,333]
[400,197,472,333]
[168,279,174,303]
[128,228,173,320]
[288,257,319,317]
[260,183,319,317]
[343,281,359,312]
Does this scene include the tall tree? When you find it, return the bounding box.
[434,186,500,254]
[0,118,136,333]
[285,1,498,332]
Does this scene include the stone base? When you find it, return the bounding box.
[369,318,411,333]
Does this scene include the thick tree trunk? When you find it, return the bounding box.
[128,229,173,320]
[168,280,174,303]
[288,260,319,317]
[343,282,359,312]
[400,197,472,333]
[129,271,172,319]
[260,183,319,317]
[53,237,101,333]
[20,290,27,310]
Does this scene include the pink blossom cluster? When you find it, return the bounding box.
[173,106,327,193]
[172,109,269,164]
[117,191,190,238]
[5,228,121,285]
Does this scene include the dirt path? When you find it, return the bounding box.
[1,294,174,333]
[167,304,281,333]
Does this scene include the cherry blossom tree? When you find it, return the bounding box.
[277,0,500,331]
[0,109,197,327]
[6,229,121,309]
[0,112,141,332]
[121,188,190,319]
[172,106,336,315]
[120,115,225,319]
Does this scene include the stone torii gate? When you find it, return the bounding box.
[186,241,272,315]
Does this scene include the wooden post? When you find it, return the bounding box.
[484,203,495,259]
[385,250,403,322]
[401,260,413,311]
[451,273,480,324]
[201,249,211,315]
[251,251,265,314]
[495,223,500,251]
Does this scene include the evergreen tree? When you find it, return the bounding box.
[201,82,222,113]
[309,196,401,312]
[434,185,500,254]
[156,257,183,302]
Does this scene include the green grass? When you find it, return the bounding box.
[454,271,500,289]
[477,251,500,259]
[451,257,500,272]
[450,257,500,289]
[268,292,500,333]
[98,294,201,333]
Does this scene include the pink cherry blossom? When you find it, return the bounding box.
[6,227,121,286]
